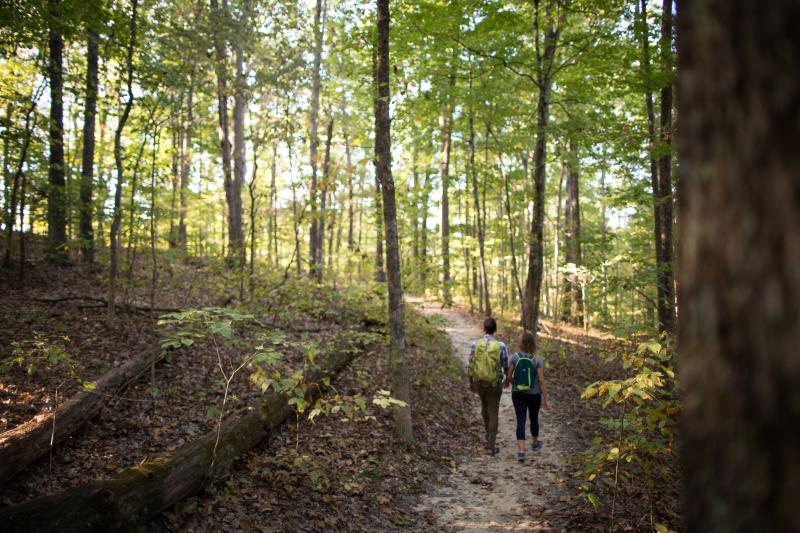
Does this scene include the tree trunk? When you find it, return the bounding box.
[178,69,195,252]
[678,2,800,531]
[375,0,412,444]
[79,28,99,263]
[439,73,455,306]
[231,16,247,269]
[420,168,431,287]
[107,0,139,322]
[0,341,363,532]
[656,0,675,332]
[522,1,562,333]
[0,345,160,486]
[317,115,334,280]
[469,113,491,316]
[308,0,326,279]
[563,139,583,325]
[46,0,68,263]
[3,85,40,268]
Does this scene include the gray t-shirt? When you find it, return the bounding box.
[509,352,543,394]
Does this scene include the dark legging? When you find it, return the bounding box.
[511,391,542,440]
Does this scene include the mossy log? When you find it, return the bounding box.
[0,347,162,486]
[0,343,359,532]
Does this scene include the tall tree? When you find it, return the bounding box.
[375,0,412,444]
[656,0,675,332]
[678,2,800,531]
[562,139,583,325]
[231,0,249,269]
[522,0,563,333]
[308,0,326,280]
[107,0,139,321]
[439,72,455,306]
[79,26,99,263]
[46,0,68,262]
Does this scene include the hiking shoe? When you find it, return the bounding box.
[486,447,500,456]
[517,452,525,462]
[532,441,543,451]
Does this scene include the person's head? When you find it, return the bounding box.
[519,331,536,354]
[483,317,497,335]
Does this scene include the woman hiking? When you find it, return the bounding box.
[505,331,549,462]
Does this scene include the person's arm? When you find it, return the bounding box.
[468,341,476,392]
[505,362,516,388]
[537,358,549,407]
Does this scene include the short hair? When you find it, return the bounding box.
[519,331,536,354]
[483,317,497,334]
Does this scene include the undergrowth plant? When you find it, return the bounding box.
[578,332,679,531]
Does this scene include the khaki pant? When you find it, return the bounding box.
[475,381,502,449]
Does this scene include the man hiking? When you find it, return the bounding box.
[468,317,508,456]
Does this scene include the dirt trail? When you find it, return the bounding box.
[412,299,570,532]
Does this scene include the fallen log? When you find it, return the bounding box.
[34,295,182,314]
[0,339,361,532]
[0,346,161,486]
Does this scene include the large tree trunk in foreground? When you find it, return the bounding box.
[678,2,800,532]
[0,342,362,532]
[375,0,413,444]
[46,0,68,262]
[0,346,161,485]
[79,28,99,263]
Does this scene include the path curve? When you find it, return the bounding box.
[411,299,569,532]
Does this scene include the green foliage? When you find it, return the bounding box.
[577,333,679,511]
[1,332,74,377]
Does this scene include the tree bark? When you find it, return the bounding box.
[0,341,363,532]
[178,69,195,251]
[678,2,800,531]
[107,0,139,322]
[439,72,455,306]
[522,1,562,333]
[656,0,675,332]
[0,345,161,486]
[317,115,334,280]
[468,113,491,316]
[308,0,326,279]
[562,139,583,325]
[46,0,68,263]
[79,28,99,263]
[231,13,248,269]
[375,0,413,444]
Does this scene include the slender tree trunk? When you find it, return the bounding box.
[678,2,800,531]
[501,153,523,304]
[168,100,179,248]
[375,0,412,444]
[231,16,248,269]
[308,0,326,279]
[178,69,194,251]
[657,0,676,332]
[563,139,583,325]
[79,28,99,263]
[270,143,278,266]
[3,85,41,268]
[420,168,431,286]
[148,125,160,322]
[439,73,455,306]
[553,160,564,322]
[522,2,562,333]
[107,0,139,322]
[316,115,333,281]
[468,113,491,316]
[47,0,68,262]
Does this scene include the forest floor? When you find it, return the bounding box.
[0,241,679,532]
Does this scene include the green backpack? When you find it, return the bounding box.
[513,352,538,391]
[470,339,502,384]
